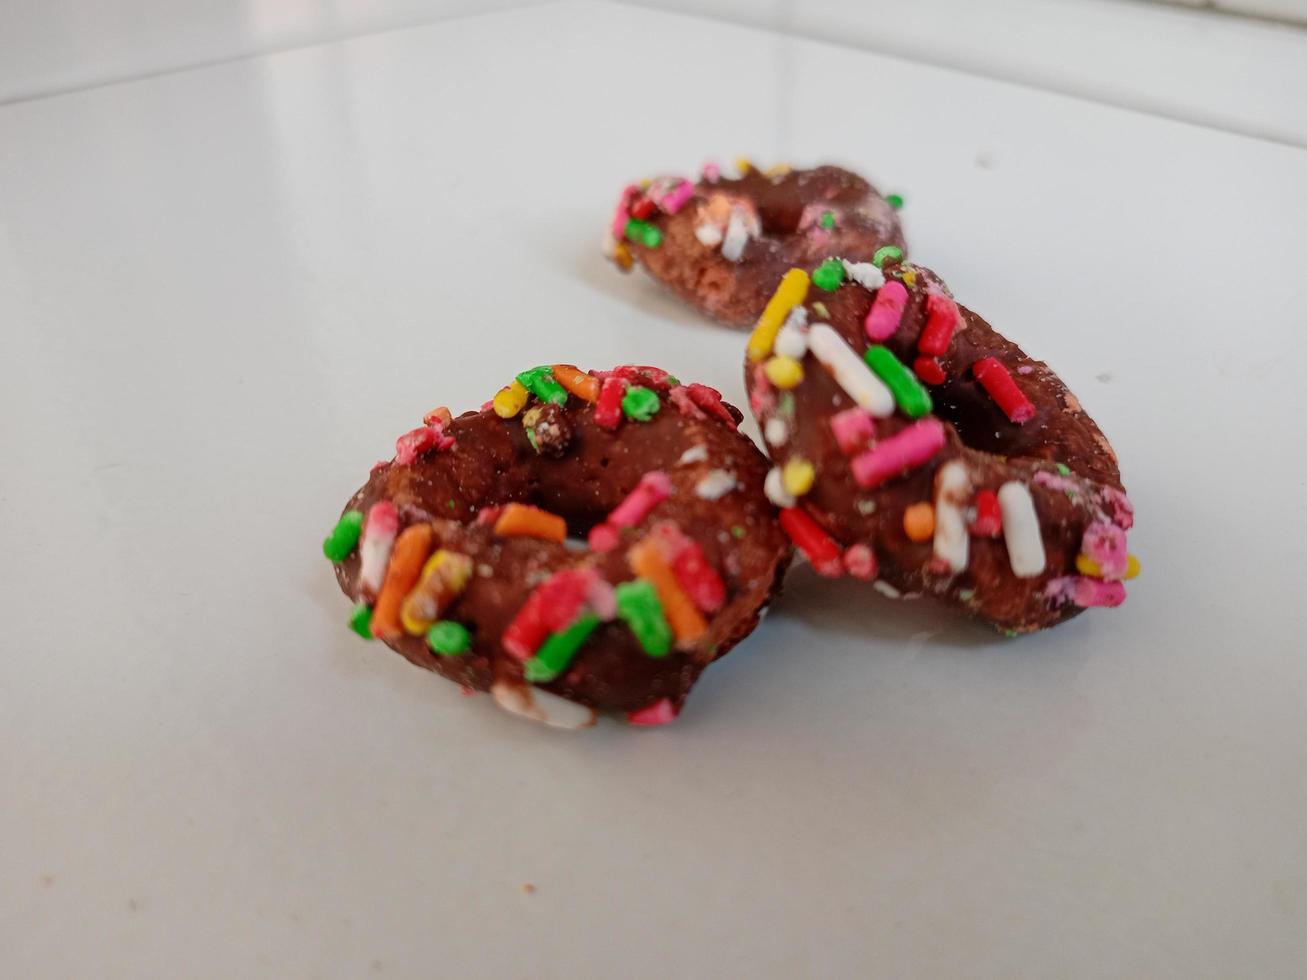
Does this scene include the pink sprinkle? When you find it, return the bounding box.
[686,384,738,426]
[611,184,639,239]
[702,161,721,182]
[370,460,388,475]
[1017,365,1035,375]
[480,399,495,413]
[749,363,776,415]
[1099,486,1135,530]
[587,523,620,552]
[850,419,946,489]
[1046,576,1126,608]
[586,577,617,620]
[1032,471,1080,494]
[460,686,476,698]
[1081,520,1128,579]
[829,408,875,455]
[395,424,451,465]
[864,280,909,342]
[668,385,706,419]
[474,506,503,526]
[608,471,673,527]
[659,179,695,214]
[627,698,678,726]
[843,543,877,580]
[611,364,676,390]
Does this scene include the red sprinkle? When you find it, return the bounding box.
[474,505,503,526]
[652,523,727,613]
[594,377,627,430]
[627,698,678,726]
[918,294,960,356]
[779,508,844,577]
[970,488,1002,537]
[608,365,676,390]
[395,424,453,465]
[501,569,592,660]
[842,543,877,580]
[913,356,946,386]
[668,386,705,420]
[973,357,1036,423]
[685,383,738,427]
[629,197,657,220]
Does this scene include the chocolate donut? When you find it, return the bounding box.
[322,365,791,728]
[606,161,905,327]
[740,259,1137,632]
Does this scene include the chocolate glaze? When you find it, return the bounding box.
[332,370,791,717]
[621,166,905,326]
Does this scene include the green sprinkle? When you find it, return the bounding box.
[812,258,845,291]
[812,301,830,319]
[872,245,903,268]
[524,614,600,683]
[348,604,373,639]
[624,218,663,248]
[886,193,904,210]
[863,345,932,418]
[525,427,539,451]
[777,392,796,417]
[323,510,364,562]
[819,210,836,229]
[615,580,672,657]
[1003,629,1020,639]
[621,385,661,421]
[730,524,746,539]
[1055,463,1071,477]
[958,589,975,602]
[427,620,471,656]
[516,365,568,405]
[665,376,680,387]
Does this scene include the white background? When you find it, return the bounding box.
[3,2,1306,977]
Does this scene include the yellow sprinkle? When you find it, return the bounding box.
[763,355,804,389]
[747,268,809,362]
[735,157,753,176]
[902,268,917,288]
[612,241,633,271]
[782,458,815,497]
[493,380,529,418]
[1125,554,1141,580]
[1076,553,1142,580]
[764,163,792,177]
[638,178,652,188]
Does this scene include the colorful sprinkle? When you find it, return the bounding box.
[629,538,706,649]
[491,681,596,729]
[819,210,836,229]
[358,501,399,599]
[872,245,903,268]
[886,193,904,210]
[970,488,1002,537]
[652,522,726,613]
[401,549,473,635]
[774,321,809,360]
[427,619,471,656]
[610,184,638,239]
[624,218,663,248]
[493,503,567,542]
[593,376,626,430]
[721,208,749,261]
[1045,576,1126,609]
[735,157,753,175]
[779,507,843,577]
[863,345,933,418]
[842,260,885,291]
[695,469,737,500]
[782,458,816,497]
[525,614,601,682]
[973,356,1036,424]
[609,471,672,528]
[864,280,909,342]
[764,417,789,446]
[849,419,946,489]
[918,294,960,357]
[748,268,810,362]
[932,461,971,573]
[829,407,875,455]
[502,569,593,660]
[348,603,373,639]
[686,383,737,425]
[516,366,568,406]
[1077,553,1141,580]
[627,698,678,726]
[657,179,695,214]
[615,579,673,657]
[843,543,877,580]
[763,355,804,389]
[493,380,529,418]
[423,406,453,427]
[371,523,435,641]
[903,502,935,542]
[913,356,946,386]
[322,510,364,562]
[695,223,723,248]
[764,467,795,508]
[395,424,452,465]
[621,385,661,421]
[1079,520,1129,579]
[551,364,599,403]
[808,323,895,417]
[998,482,1046,577]
[812,257,846,291]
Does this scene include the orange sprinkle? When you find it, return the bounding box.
[903,502,935,542]
[371,523,435,641]
[551,364,600,403]
[423,406,452,427]
[628,538,706,648]
[493,503,567,542]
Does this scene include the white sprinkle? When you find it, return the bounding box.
[358,536,393,601]
[998,481,1047,577]
[782,305,809,331]
[477,563,494,578]
[696,469,737,500]
[764,417,789,446]
[695,223,723,248]
[842,260,885,291]
[775,322,809,359]
[764,466,796,508]
[873,580,902,599]
[932,461,971,573]
[677,444,709,466]
[491,682,597,730]
[856,498,877,516]
[721,208,749,262]
[601,229,618,258]
[807,324,895,417]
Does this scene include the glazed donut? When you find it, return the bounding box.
[737,259,1137,632]
[322,365,790,728]
[606,160,905,327]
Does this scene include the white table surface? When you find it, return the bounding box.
[3,2,1306,977]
